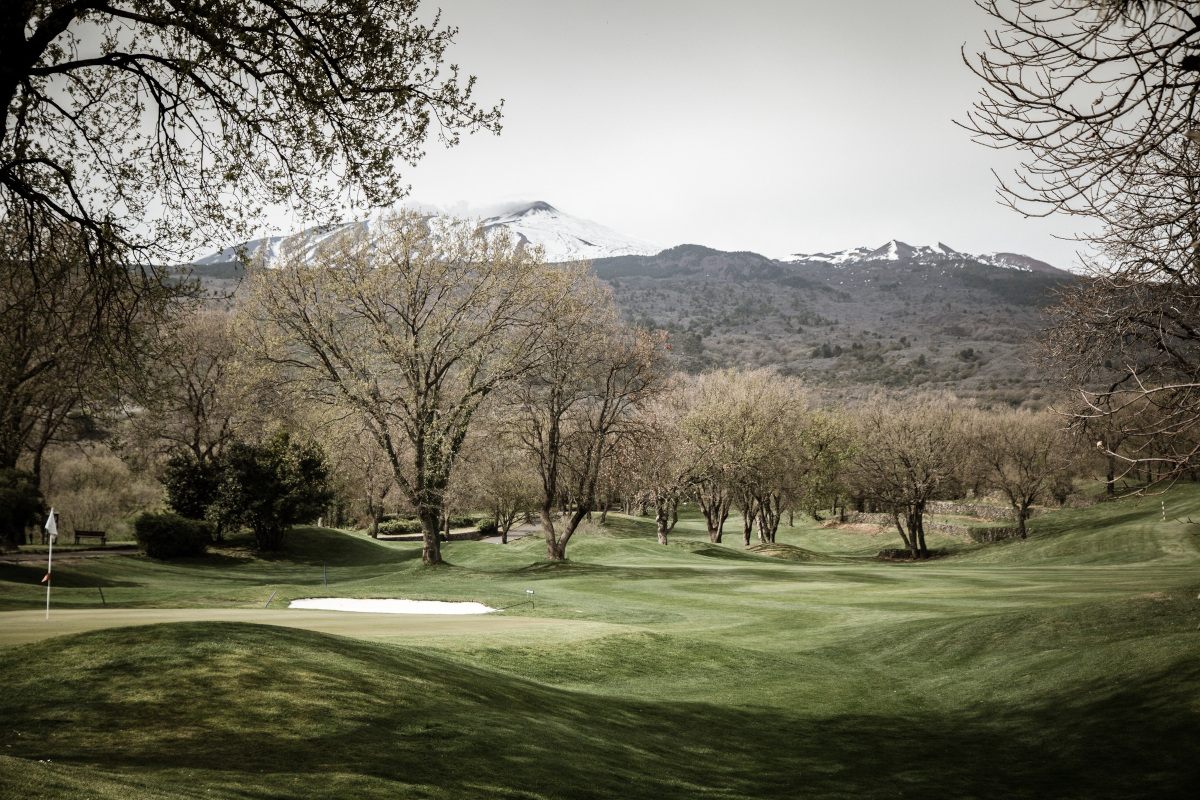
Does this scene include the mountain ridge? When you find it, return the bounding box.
[192,202,1064,277]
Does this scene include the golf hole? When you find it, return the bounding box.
[289,598,498,615]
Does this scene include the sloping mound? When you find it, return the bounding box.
[671,541,777,561]
[746,543,827,562]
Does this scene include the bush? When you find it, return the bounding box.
[133,512,212,558]
[448,513,477,529]
[376,518,423,536]
[209,432,332,551]
[162,454,221,522]
[476,518,497,536]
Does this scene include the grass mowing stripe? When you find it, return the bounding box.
[1,487,1199,797]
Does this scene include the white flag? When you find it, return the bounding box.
[45,508,57,539]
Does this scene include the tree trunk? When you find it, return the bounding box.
[1015,500,1030,540]
[700,492,729,543]
[741,510,753,547]
[540,507,563,560]
[655,499,671,545]
[256,524,286,552]
[912,511,928,558]
[420,508,443,565]
[891,509,915,557]
[667,497,679,531]
[1106,456,1116,497]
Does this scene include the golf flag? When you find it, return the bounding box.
[44,508,56,620]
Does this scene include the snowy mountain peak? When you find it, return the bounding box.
[192,202,662,268]
[778,240,1062,274]
[480,201,660,262]
[499,200,558,217]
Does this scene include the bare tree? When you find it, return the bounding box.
[136,308,241,464]
[465,426,540,544]
[508,274,667,561]
[631,388,706,547]
[969,0,1200,482]
[966,0,1200,229]
[1043,280,1200,482]
[241,212,572,565]
[849,396,967,559]
[679,371,745,543]
[970,409,1082,538]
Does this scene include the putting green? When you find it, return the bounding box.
[0,607,615,648]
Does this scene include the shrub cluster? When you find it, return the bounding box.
[374,513,485,536]
[376,518,422,536]
[133,512,213,559]
[448,513,478,529]
[476,518,498,536]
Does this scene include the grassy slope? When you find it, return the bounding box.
[2,488,1199,799]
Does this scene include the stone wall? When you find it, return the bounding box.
[843,511,1021,542]
[925,501,1045,521]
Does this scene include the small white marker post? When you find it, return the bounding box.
[526,589,534,611]
[43,509,58,621]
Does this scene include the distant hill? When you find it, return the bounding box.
[603,242,1076,407]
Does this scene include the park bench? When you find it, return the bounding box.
[73,530,107,546]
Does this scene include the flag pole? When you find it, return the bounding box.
[45,527,52,620]
[44,508,57,621]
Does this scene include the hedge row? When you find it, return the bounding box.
[133,512,213,558]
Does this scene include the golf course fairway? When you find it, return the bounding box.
[1,488,1198,799]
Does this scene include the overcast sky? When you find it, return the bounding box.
[375,1,1085,267]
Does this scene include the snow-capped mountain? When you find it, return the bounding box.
[479,201,660,262]
[191,219,381,267]
[779,239,1063,274]
[192,201,660,267]
[192,235,288,267]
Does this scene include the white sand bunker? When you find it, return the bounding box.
[289,597,498,615]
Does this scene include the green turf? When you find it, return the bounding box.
[2,487,1199,798]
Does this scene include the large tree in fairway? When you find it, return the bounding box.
[506,273,667,561]
[242,213,574,566]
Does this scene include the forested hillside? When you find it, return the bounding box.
[592,245,1075,406]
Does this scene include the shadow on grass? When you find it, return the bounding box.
[1,622,1197,799]
[254,527,422,568]
[0,562,141,588]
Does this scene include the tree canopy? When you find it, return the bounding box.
[2,0,501,266]
[242,212,577,564]
[969,0,1200,482]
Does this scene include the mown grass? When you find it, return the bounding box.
[2,486,1200,798]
